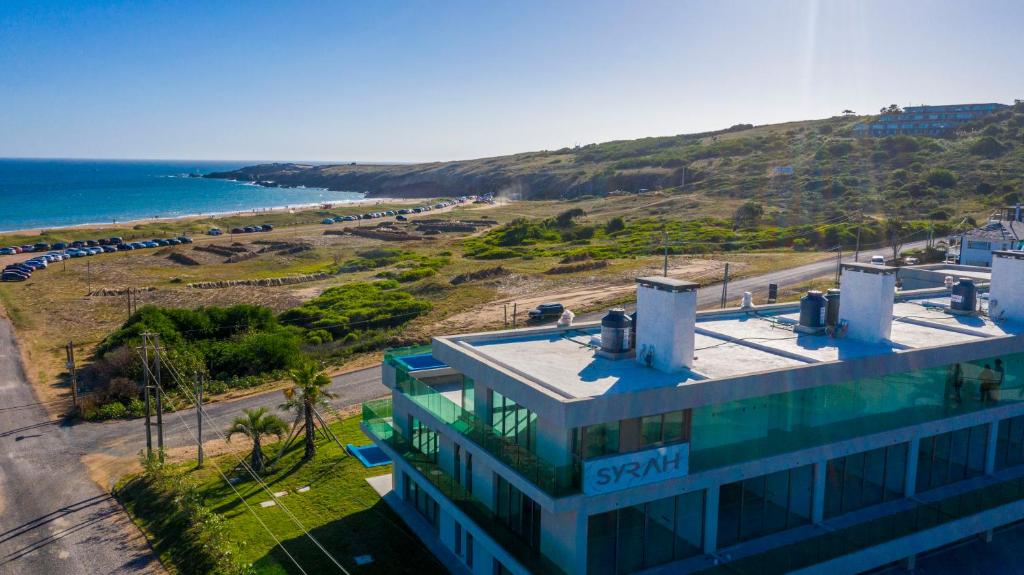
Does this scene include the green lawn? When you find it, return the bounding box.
[117,415,446,575]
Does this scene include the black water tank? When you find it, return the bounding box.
[825,289,841,327]
[629,311,638,348]
[799,291,827,329]
[950,279,977,313]
[601,308,632,353]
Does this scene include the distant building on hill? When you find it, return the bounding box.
[852,103,1008,137]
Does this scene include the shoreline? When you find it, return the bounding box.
[0,195,424,237]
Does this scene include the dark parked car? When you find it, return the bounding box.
[117,243,134,251]
[396,215,408,221]
[261,224,273,231]
[177,236,193,244]
[243,226,258,233]
[166,238,181,245]
[34,242,50,251]
[230,228,244,234]
[102,245,117,253]
[98,238,110,246]
[2,271,29,281]
[86,240,99,247]
[70,241,85,248]
[153,239,169,246]
[109,237,124,245]
[527,302,565,323]
[52,242,67,250]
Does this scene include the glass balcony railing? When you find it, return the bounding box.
[385,350,581,497]
[698,474,1024,575]
[362,400,567,575]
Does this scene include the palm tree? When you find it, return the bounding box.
[227,407,288,474]
[282,361,336,460]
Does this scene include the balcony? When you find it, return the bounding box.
[697,472,1024,575]
[385,350,580,497]
[362,399,566,575]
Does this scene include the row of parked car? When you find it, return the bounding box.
[319,199,466,226]
[207,224,274,236]
[2,235,193,281]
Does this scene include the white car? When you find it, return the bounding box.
[870,255,885,265]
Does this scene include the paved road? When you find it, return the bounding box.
[0,319,158,575]
[75,366,388,466]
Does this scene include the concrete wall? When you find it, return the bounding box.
[898,264,990,291]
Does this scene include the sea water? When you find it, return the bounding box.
[0,158,365,232]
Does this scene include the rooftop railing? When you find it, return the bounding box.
[362,399,567,575]
[385,347,580,497]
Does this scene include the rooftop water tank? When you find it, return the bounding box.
[950,279,977,315]
[600,308,632,354]
[798,290,827,332]
[825,289,841,327]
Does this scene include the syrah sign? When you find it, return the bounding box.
[583,443,689,495]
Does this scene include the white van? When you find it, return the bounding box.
[870,255,885,265]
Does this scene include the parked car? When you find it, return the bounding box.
[20,245,35,253]
[118,243,135,251]
[102,245,117,253]
[86,240,99,247]
[143,241,159,248]
[870,255,885,265]
[527,302,565,322]
[33,242,50,251]
[153,239,169,246]
[52,242,68,250]
[322,218,335,225]
[86,247,102,255]
[261,224,273,231]
[165,238,181,245]
[1,271,29,282]
[5,264,33,274]
[230,228,244,234]
[70,241,85,249]
[396,215,408,221]
[208,228,222,236]
[177,236,193,244]
[21,260,45,270]
[98,238,110,246]
[0,247,15,255]
[903,257,919,265]
[109,237,124,245]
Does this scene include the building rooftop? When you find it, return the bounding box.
[963,220,1024,242]
[443,293,1024,401]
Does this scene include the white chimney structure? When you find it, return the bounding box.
[635,277,698,372]
[838,263,897,343]
[989,251,1024,322]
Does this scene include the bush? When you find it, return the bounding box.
[969,136,1007,158]
[925,168,957,189]
[279,281,431,340]
[97,401,128,420]
[605,217,626,234]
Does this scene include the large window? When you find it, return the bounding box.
[495,473,541,551]
[491,390,538,452]
[574,409,691,461]
[916,424,988,493]
[825,443,908,519]
[996,415,1024,470]
[404,473,439,531]
[410,416,439,462]
[587,490,705,575]
[718,465,813,548]
[690,353,1022,472]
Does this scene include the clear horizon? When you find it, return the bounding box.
[2,0,1023,163]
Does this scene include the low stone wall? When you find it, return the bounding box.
[187,273,330,289]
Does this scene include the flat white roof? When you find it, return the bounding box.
[449,294,1023,400]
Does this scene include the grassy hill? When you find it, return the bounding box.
[209,103,1024,224]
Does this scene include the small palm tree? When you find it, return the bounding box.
[282,361,336,460]
[227,407,288,474]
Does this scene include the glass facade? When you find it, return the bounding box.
[587,490,705,575]
[825,443,907,519]
[492,389,538,452]
[996,415,1024,470]
[410,416,439,462]
[573,410,692,461]
[404,472,440,531]
[690,353,1022,472]
[718,465,813,548]
[916,424,988,493]
[495,474,542,551]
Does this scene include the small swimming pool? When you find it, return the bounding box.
[395,353,447,371]
[348,444,391,468]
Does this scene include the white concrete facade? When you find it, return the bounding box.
[364,284,1024,575]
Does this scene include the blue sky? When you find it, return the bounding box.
[1,0,1022,162]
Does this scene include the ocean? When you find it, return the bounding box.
[0,158,365,232]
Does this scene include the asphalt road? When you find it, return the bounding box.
[0,319,158,575]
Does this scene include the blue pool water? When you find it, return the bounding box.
[396,353,447,371]
[0,158,366,232]
[348,444,391,468]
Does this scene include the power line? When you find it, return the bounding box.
[147,352,352,575]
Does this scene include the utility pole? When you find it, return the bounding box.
[720,263,731,308]
[154,334,165,461]
[503,304,508,328]
[65,341,78,410]
[196,373,204,468]
[663,230,669,277]
[835,246,842,285]
[142,334,152,458]
[512,303,518,328]
[854,225,862,263]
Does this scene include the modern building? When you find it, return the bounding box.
[851,103,1007,137]
[953,208,1024,267]
[363,256,1024,575]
